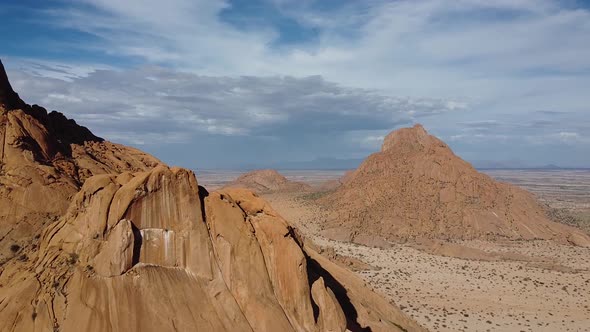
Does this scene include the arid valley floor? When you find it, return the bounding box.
[200,169,590,332]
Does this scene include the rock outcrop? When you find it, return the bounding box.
[224,169,311,194]
[319,124,590,246]
[0,166,423,332]
[0,61,26,111]
[0,60,160,262]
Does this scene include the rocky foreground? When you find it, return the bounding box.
[0,166,423,331]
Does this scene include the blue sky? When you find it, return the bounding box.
[2,0,590,168]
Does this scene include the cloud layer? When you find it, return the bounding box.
[8,65,465,167]
[2,0,590,167]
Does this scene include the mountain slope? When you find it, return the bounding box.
[319,124,590,246]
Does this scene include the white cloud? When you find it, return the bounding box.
[361,135,386,149]
[103,131,191,145]
[47,93,82,103]
[552,131,590,144]
[447,133,510,143]
[558,131,579,139]
[6,58,113,81]
[36,0,590,127]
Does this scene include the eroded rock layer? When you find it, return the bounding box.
[0,60,160,262]
[0,166,423,332]
[319,124,590,246]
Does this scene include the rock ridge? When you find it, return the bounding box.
[0,166,424,332]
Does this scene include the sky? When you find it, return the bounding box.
[1,0,589,169]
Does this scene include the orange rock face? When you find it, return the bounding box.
[0,60,160,262]
[0,167,423,332]
[320,124,590,246]
[224,169,311,194]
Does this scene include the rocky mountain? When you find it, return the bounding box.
[0,60,161,262]
[319,124,590,246]
[0,166,423,332]
[224,169,311,194]
[0,60,423,331]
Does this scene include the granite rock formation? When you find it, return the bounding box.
[0,60,160,262]
[0,166,423,332]
[319,124,590,247]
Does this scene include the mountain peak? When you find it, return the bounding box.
[381,123,445,152]
[320,123,590,246]
[0,59,25,110]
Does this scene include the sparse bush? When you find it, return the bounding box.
[547,208,590,232]
[9,244,20,253]
[299,190,333,201]
[67,252,79,265]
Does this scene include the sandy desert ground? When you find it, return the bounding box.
[483,169,590,232]
[199,169,590,332]
[265,192,590,332]
[482,169,590,210]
